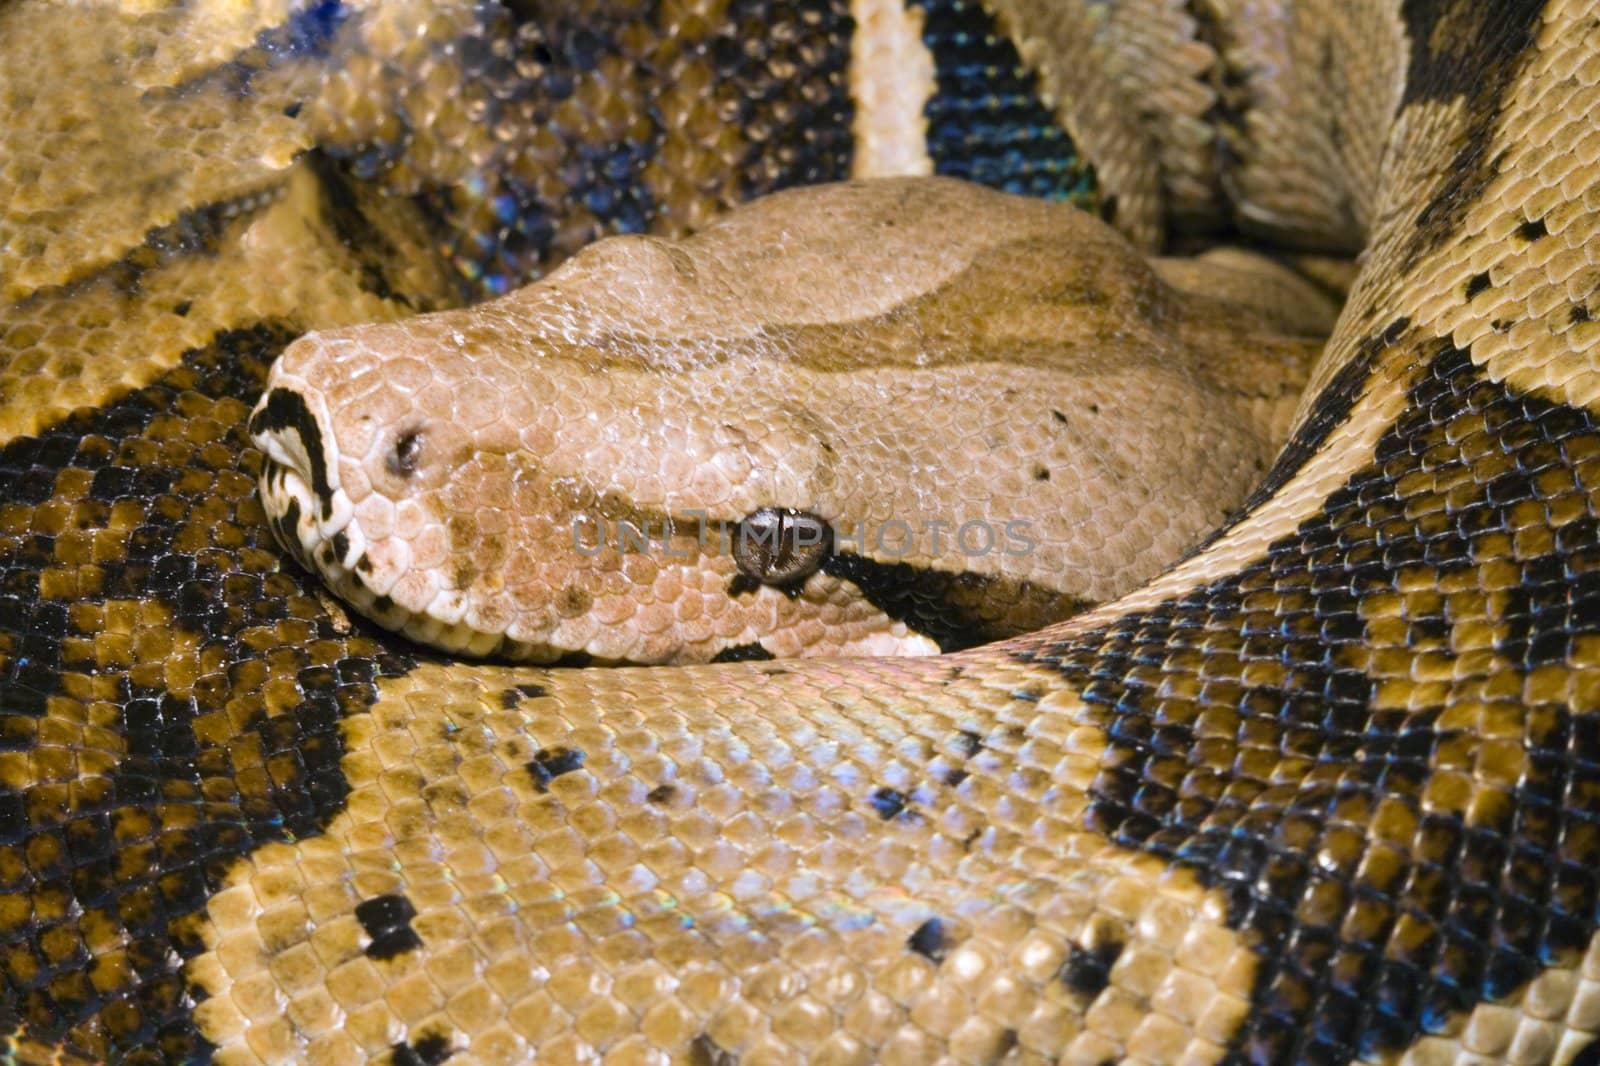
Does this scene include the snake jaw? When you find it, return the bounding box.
[248,379,362,593]
[249,361,539,659]
[256,455,318,571]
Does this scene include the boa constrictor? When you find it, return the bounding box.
[3,1,1600,1065]
[248,176,1334,665]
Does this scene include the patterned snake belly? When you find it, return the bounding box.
[4,1,1600,1064]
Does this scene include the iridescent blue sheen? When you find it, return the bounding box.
[910,0,1098,208]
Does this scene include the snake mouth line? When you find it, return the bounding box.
[256,453,360,582]
[254,454,457,654]
[247,386,420,642]
[252,422,547,659]
[249,385,357,568]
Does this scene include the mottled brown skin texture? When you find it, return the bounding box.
[4,2,1600,1066]
[253,177,1320,664]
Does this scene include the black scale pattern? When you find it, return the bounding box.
[0,329,414,1062]
[1022,341,1600,1063]
[324,0,859,296]
[910,0,1099,206]
[317,0,1099,297]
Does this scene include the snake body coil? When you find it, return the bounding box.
[2,2,1600,1064]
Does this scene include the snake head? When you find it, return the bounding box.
[248,178,1316,663]
[248,269,972,663]
[245,296,917,662]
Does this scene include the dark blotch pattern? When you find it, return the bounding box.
[1397,0,1546,106]
[0,330,413,1061]
[689,1032,738,1066]
[325,0,857,295]
[1020,339,1600,1062]
[355,893,423,960]
[1059,939,1123,1001]
[526,746,586,792]
[169,0,350,95]
[61,195,246,300]
[819,550,1086,652]
[392,1031,454,1066]
[1192,319,1400,553]
[868,787,910,820]
[302,150,445,308]
[908,917,949,962]
[709,642,776,663]
[1399,0,1547,266]
[498,682,548,709]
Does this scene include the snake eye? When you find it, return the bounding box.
[733,508,831,587]
[388,428,424,478]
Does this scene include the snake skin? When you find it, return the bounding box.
[248,177,1328,664]
[2,1,1600,1064]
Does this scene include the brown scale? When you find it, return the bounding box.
[1021,334,1600,1063]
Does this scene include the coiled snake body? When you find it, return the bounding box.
[3,1,1600,1064]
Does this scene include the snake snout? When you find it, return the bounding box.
[248,382,356,578]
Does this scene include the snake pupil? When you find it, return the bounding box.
[389,428,424,478]
[733,508,831,587]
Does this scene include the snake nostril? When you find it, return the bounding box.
[733,508,831,588]
[388,428,424,478]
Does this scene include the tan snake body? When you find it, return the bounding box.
[2,1,1600,1065]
